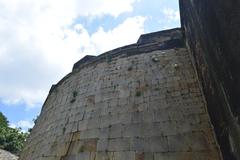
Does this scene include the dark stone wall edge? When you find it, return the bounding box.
[179,0,240,159]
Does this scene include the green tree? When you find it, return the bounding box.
[0,112,8,127]
[0,112,29,155]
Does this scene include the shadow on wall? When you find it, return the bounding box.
[179,0,240,159]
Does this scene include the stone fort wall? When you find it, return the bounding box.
[19,29,222,160]
[180,0,240,159]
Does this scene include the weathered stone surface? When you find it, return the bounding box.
[19,28,222,160]
[0,149,18,160]
[180,0,240,159]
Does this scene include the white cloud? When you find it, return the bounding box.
[10,120,34,132]
[78,0,137,17]
[9,123,17,129]
[0,0,145,108]
[162,8,180,22]
[17,120,34,128]
[89,16,146,53]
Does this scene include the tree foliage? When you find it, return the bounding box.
[0,112,29,155]
[0,112,8,127]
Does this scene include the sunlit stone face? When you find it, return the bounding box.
[19,29,222,160]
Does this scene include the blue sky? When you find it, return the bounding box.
[0,0,180,131]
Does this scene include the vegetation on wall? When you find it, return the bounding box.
[0,112,29,155]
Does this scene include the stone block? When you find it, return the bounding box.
[87,118,100,130]
[109,124,123,138]
[143,111,154,123]
[122,123,143,138]
[95,152,111,160]
[99,127,109,139]
[78,120,88,131]
[118,113,132,124]
[153,109,170,122]
[97,139,108,152]
[75,152,90,160]
[161,120,178,136]
[130,137,144,151]
[144,136,168,152]
[100,115,111,128]
[114,151,135,160]
[80,129,99,139]
[131,112,143,123]
[168,132,211,152]
[154,151,221,160]
[71,122,78,132]
[108,138,130,151]
[82,139,98,152]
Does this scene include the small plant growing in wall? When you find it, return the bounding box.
[62,127,66,134]
[105,54,112,64]
[135,91,142,97]
[70,90,78,103]
[128,66,133,71]
[73,91,78,97]
[78,146,85,153]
